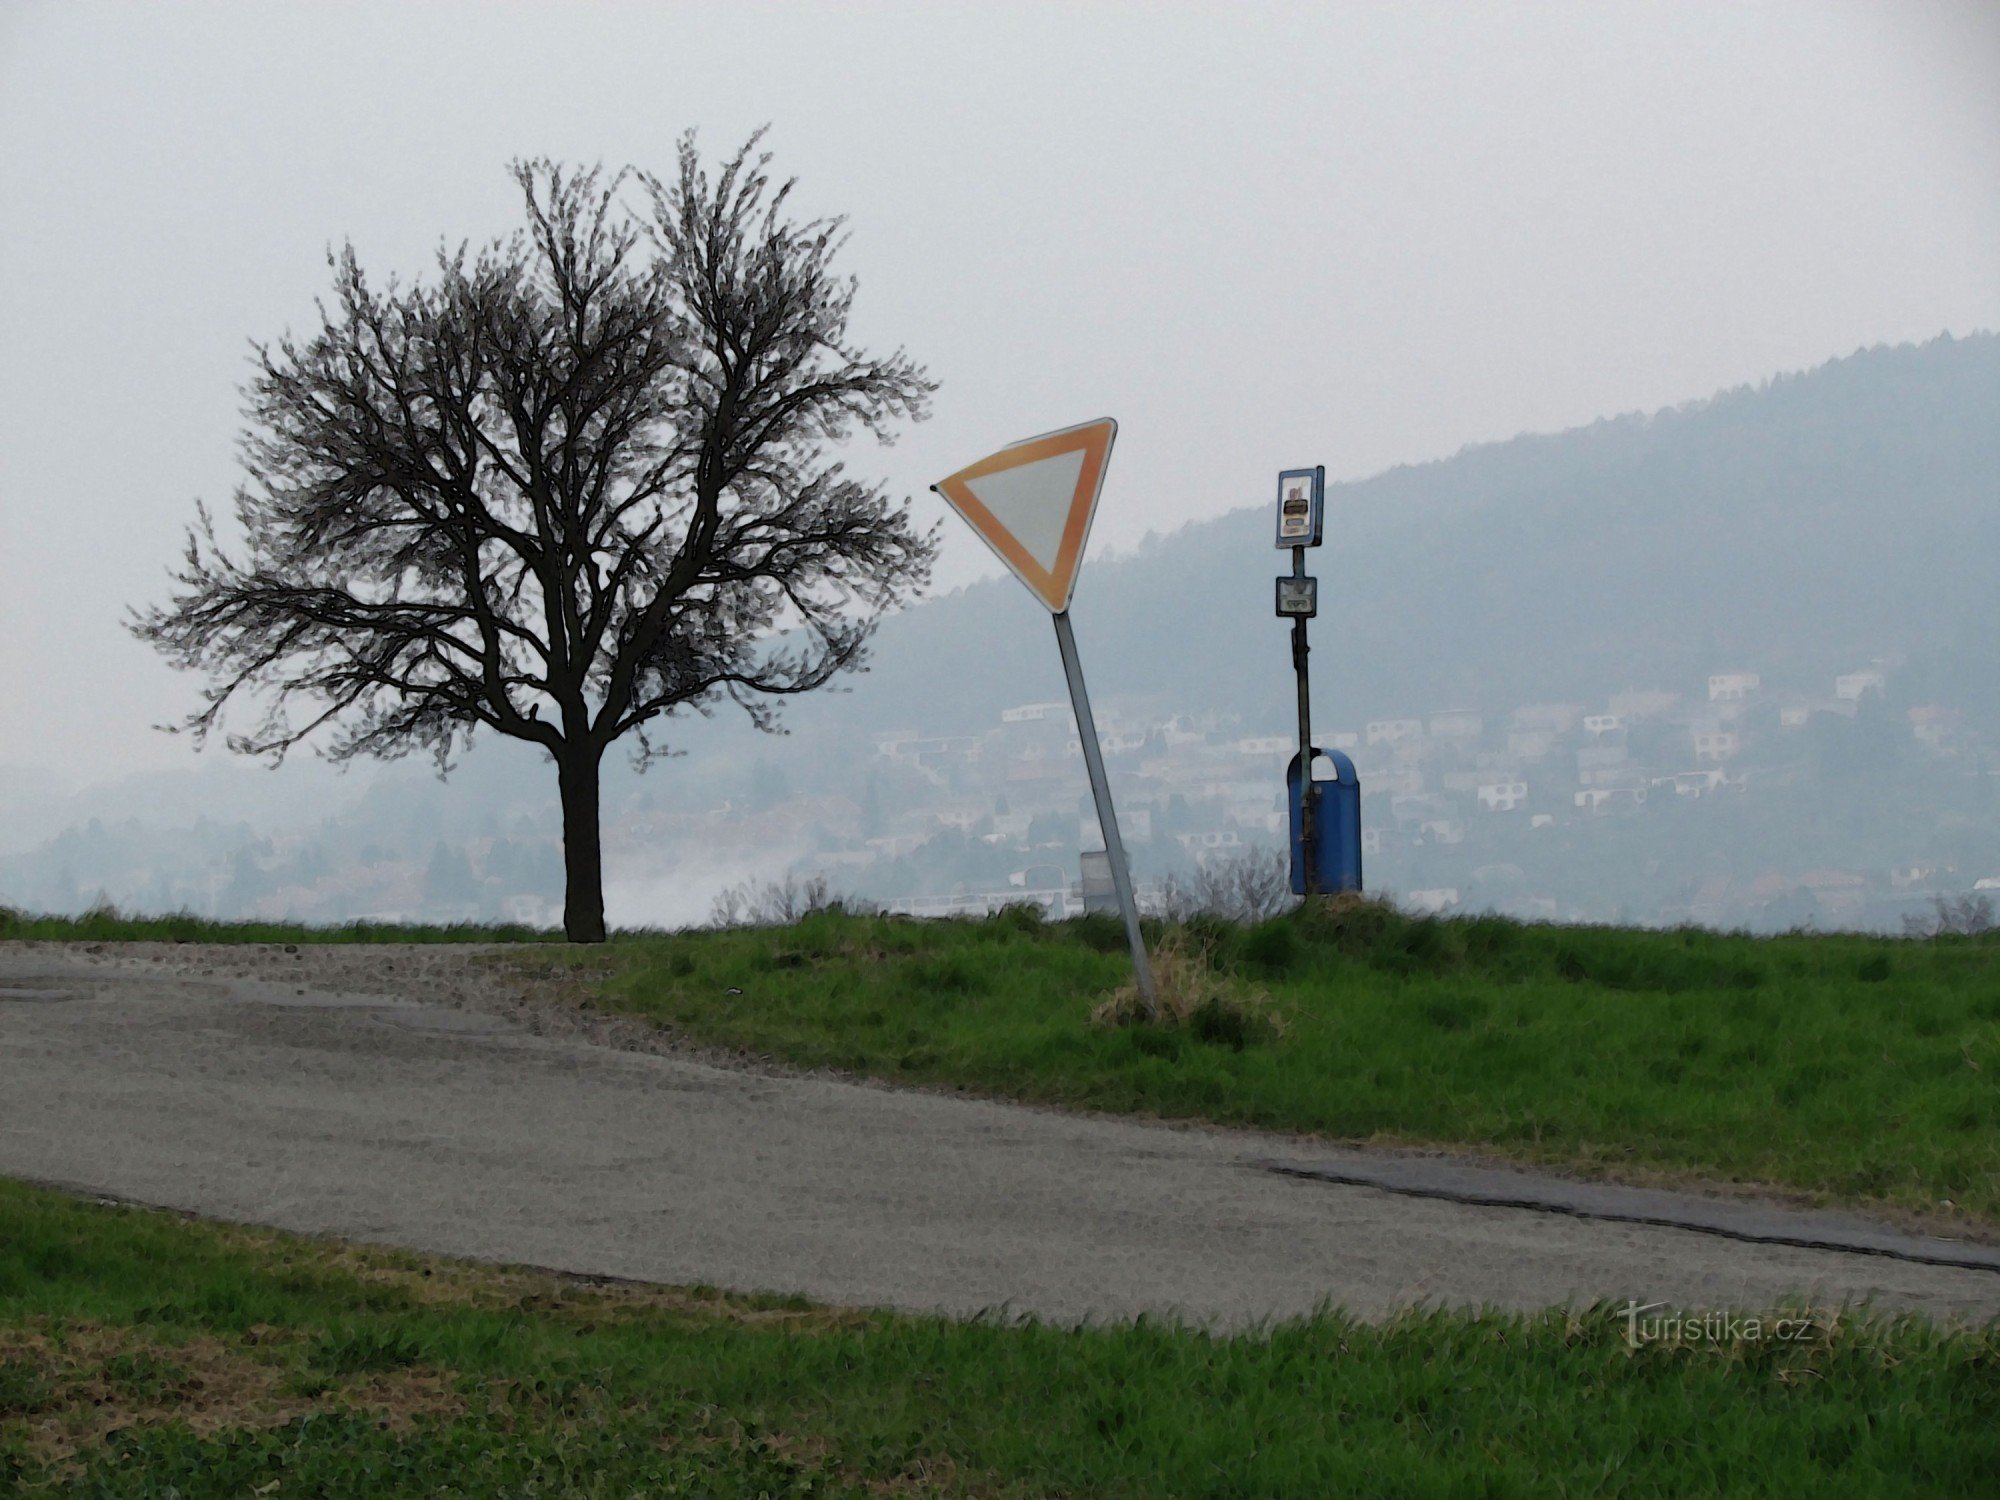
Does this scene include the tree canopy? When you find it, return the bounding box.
[133,135,937,940]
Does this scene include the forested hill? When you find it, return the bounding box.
[830,332,1999,739]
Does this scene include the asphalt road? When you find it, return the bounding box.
[4,942,1996,1328]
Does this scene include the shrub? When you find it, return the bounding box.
[995,901,1047,933]
[1904,893,1996,939]
[709,874,879,928]
[1295,892,1408,959]
[1156,847,1293,923]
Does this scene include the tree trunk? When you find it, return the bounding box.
[559,749,607,943]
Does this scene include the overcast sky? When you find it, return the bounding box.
[2,0,1996,786]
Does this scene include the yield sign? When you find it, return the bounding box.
[931,418,1116,613]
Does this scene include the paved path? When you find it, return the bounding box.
[4,943,1997,1328]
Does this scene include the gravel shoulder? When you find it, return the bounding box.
[4,941,1997,1329]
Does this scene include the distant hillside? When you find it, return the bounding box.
[830,333,1999,739]
[8,334,1995,929]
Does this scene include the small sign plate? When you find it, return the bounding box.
[1276,575,1318,618]
[1274,466,1324,548]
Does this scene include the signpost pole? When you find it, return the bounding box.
[1291,544,1317,897]
[1053,610,1157,1018]
[1274,466,1325,901]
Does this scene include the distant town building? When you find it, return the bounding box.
[875,732,981,769]
[1576,786,1647,812]
[1158,711,1235,745]
[1064,729,1148,757]
[1000,701,1070,724]
[1370,766,1426,796]
[1707,672,1761,702]
[1835,670,1886,701]
[1477,779,1529,812]
[1909,706,1956,748]
[1653,769,1729,797]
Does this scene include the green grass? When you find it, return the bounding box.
[2,1179,1995,1497]
[543,902,2000,1228]
[0,906,562,945]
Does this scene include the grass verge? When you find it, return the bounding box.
[11,899,1998,1227]
[2,1179,1996,1497]
[532,902,2000,1229]
[0,906,561,945]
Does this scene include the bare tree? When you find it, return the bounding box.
[1903,892,1996,939]
[131,135,936,942]
[1156,847,1295,924]
[709,871,881,928]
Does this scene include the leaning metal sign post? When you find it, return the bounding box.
[932,418,1158,1017]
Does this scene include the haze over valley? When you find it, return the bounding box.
[7,334,1994,934]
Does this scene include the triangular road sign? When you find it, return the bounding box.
[932,417,1116,613]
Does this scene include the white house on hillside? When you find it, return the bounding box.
[1707,672,1761,702]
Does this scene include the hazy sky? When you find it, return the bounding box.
[3,0,1996,786]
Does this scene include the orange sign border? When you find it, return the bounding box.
[933,418,1117,613]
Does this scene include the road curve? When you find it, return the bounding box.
[3,942,1996,1329]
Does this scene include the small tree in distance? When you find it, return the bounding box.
[131,135,937,941]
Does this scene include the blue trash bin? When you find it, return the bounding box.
[1287,748,1363,895]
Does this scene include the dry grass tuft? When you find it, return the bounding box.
[1091,928,1286,1047]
